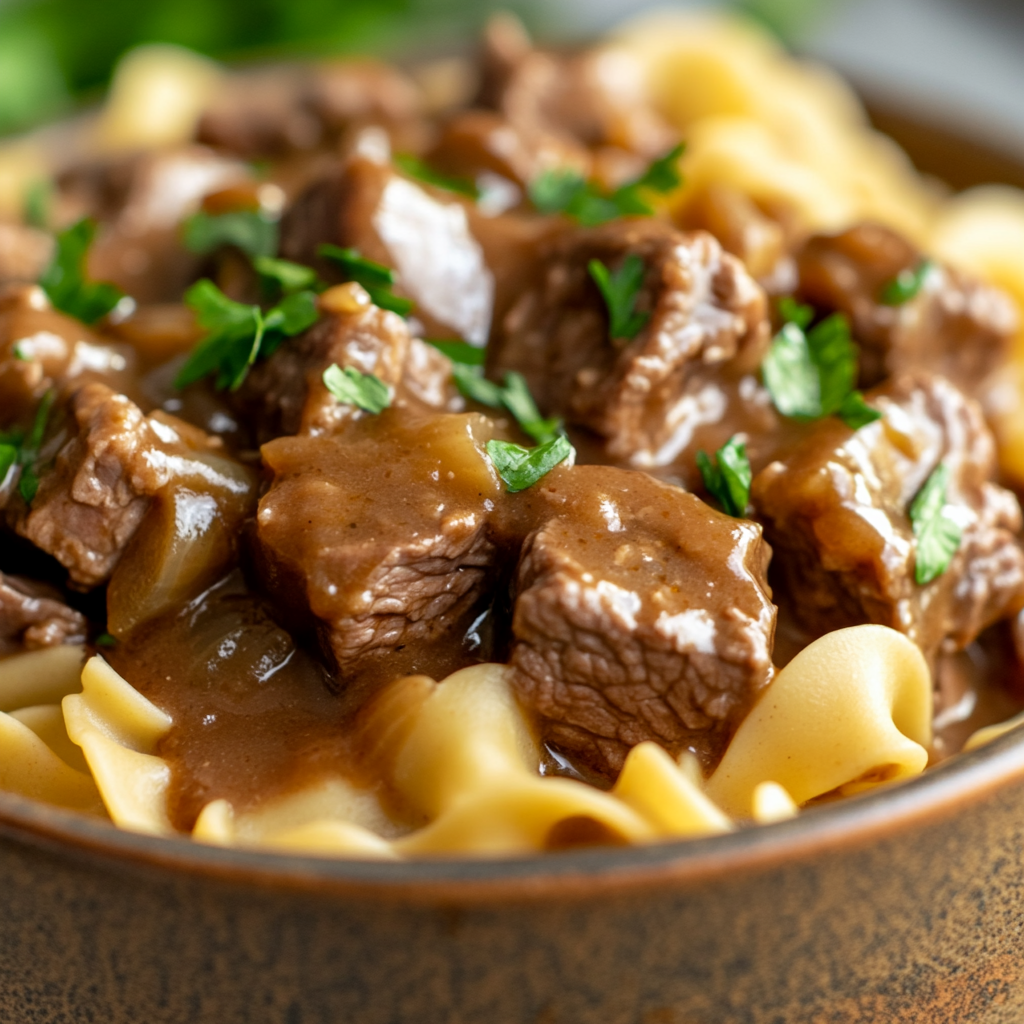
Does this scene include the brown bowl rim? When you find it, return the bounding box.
[1,723,1023,905]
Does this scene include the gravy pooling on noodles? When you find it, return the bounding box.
[3,11,1024,856]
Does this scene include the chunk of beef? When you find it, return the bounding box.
[510,464,776,776]
[196,60,420,160]
[234,293,453,443]
[491,220,770,465]
[13,383,251,588]
[280,154,495,345]
[0,225,53,286]
[0,284,140,430]
[0,572,86,649]
[751,374,1024,659]
[59,146,247,304]
[797,223,1016,390]
[256,411,502,680]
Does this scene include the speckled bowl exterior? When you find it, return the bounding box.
[2,728,1024,1024]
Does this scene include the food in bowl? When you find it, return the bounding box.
[2,11,1024,859]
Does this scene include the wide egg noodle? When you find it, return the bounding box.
[706,625,932,817]
[63,656,174,835]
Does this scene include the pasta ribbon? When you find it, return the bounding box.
[964,710,1024,753]
[63,656,174,835]
[0,643,86,712]
[707,625,931,817]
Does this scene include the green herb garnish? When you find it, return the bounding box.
[95,633,117,648]
[183,209,278,260]
[322,364,391,414]
[175,280,318,392]
[39,219,124,324]
[17,388,55,504]
[0,443,17,483]
[317,244,413,316]
[23,179,51,230]
[528,143,685,226]
[253,256,321,296]
[762,309,881,430]
[426,339,486,366]
[909,463,962,585]
[696,436,751,517]
[394,154,480,199]
[777,296,813,330]
[879,259,936,306]
[486,435,574,493]
[497,371,562,445]
[588,254,649,341]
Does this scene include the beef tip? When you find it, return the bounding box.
[13,383,250,588]
[491,220,770,465]
[234,290,454,443]
[0,225,54,286]
[280,154,495,345]
[751,374,1024,659]
[256,410,502,680]
[196,60,420,160]
[0,284,139,428]
[59,146,247,304]
[797,223,1016,390]
[510,464,776,776]
[0,572,86,650]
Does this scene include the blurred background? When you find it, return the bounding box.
[2,0,1024,167]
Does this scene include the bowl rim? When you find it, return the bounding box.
[2,724,1023,904]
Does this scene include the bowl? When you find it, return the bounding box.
[4,104,1024,1024]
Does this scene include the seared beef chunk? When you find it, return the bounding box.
[511,464,776,776]
[0,225,53,286]
[797,223,1016,390]
[196,61,421,160]
[13,383,251,588]
[256,411,502,678]
[752,374,1024,658]
[0,572,86,649]
[280,154,495,344]
[0,285,139,428]
[235,293,453,443]
[492,220,770,464]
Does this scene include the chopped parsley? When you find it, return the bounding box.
[95,633,117,648]
[322,364,391,414]
[588,254,649,341]
[528,142,685,226]
[253,256,321,296]
[174,280,318,392]
[39,219,124,325]
[496,371,562,445]
[696,436,751,517]
[0,442,16,483]
[12,388,56,504]
[879,259,936,306]
[486,435,574,493]
[182,209,279,260]
[426,339,486,365]
[23,179,51,230]
[776,296,813,330]
[909,463,962,585]
[762,307,881,430]
[317,244,413,316]
[394,154,480,199]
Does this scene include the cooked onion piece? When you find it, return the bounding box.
[707,626,932,817]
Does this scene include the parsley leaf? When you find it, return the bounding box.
[837,390,882,430]
[777,296,814,330]
[23,179,51,230]
[254,256,321,296]
[589,254,649,341]
[451,363,505,407]
[39,219,124,324]
[696,436,751,517]
[322,364,391,414]
[0,443,17,482]
[95,633,117,648]
[394,154,480,199]
[175,280,318,392]
[528,143,685,226]
[317,244,413,316]
[182,210,279,260]
[426,339,486,366]
[909,463,962,585]
[17,388,55,504]
[879,259,936,306]
[486,435,574,493]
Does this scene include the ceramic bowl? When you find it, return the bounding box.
[4,118,1024,1024]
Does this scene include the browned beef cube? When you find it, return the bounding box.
[491,220,770,464]
[752,374,1024,658]
[13,383,249,588]
[234,298,453,443]
[510,464,776,776]
[0,225,53,286]
[0,573,86,650]
[797,223,1016,390]
[256,411,503,679]
[280,155,496,346]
